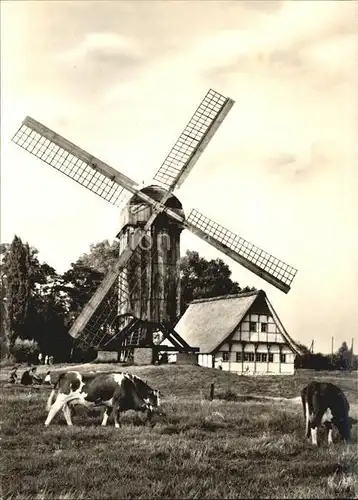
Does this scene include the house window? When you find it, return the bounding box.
[256,353,267,363]
[268,353,274,363]
[249,322,257,332]
[222,352,229,362]
[261,322,267,333]
[236,352,242,362]
[280,354,286,363]
[244,352,254,362]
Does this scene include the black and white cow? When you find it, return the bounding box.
[45,371,161,427]
[301,381,350,446]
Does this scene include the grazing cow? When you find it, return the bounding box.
[45,371,161,427]
[301,381,350,446]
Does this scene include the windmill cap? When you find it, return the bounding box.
[129,184,183,210]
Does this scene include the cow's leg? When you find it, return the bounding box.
[310,410,325,446]
[101,408,112,427]
[113,409,121,429]
[112,402,121,429]
[311,426,318,446]
[45,393,80,426]
[305,402,311,439]
[325,422,333,445]
[62,404,73,426]
[321,408,334,445]
[45,393,70,426]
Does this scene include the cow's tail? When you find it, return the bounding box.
[45,377,60,411]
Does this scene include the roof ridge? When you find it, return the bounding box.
[190,289,262,305]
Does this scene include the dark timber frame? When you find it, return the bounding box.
[96,316,198,363]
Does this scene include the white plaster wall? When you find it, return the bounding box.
[168,353,177,363]
[201,336,296,374]
[269,344,281,353]
[280,363,295,374]
[240,331,250,341]
[232,311,287,344]
[199,354,211,368]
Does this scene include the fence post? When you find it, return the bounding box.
[210,383,215,401]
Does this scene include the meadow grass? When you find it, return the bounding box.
[1,365,357,499]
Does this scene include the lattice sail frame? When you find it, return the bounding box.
[187,209,297,290]
[12,117,134,207]
[153,89,233,189]
[78,241,158,348]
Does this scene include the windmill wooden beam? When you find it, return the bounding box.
[170,98,234,190]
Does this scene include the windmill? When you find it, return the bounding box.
[11,89,297,363]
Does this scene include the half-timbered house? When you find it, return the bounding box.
[163,290,300,374]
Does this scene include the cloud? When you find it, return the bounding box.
[265,140,341,181]
[57,32,142,61]
[268,153,296,168]
[55,31,145,86]
[40,32,148,118]
[200,1,356,84]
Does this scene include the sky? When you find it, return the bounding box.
[1,0,357,354]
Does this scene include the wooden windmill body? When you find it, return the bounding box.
[11,89,298,363]
[117,186,184,353]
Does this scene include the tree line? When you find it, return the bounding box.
[294,341,357,371]
[0,236,249,363]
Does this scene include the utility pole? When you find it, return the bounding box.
[331,336,334,356]
[351,338,354,370]
[310,339,314,353]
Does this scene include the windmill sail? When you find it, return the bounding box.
[73,245,152,348]
[186,209,297,294]
[153,89,234,190]
[12,116,137,207]
[69,190,175,339]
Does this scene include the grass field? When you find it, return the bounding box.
[1,364,357,499]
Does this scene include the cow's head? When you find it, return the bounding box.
[144,389,161,410]
[335,417,351,442]
[334,394,351,441]
[150,389,161,407]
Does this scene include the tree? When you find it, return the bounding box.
[295,342,310,354]
[0,244,10,358]
[337,341,352,371]
[180,250,255,315]
[1,237,72,360]
[2,236,32,347]
[76,239,120,274]
[60,263,105,318]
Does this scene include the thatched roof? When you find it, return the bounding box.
[175,290,301,355]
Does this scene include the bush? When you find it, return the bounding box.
[12,338,39,363]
